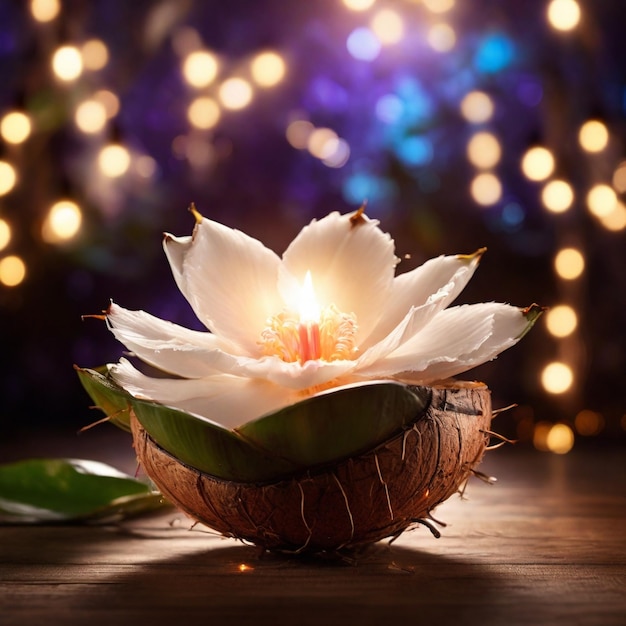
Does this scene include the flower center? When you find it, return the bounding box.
[259,272,358,364]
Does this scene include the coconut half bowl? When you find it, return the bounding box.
[77,368,492,553]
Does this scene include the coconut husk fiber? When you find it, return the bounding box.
[131,383,492,553]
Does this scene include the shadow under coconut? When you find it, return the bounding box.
[68,527,524,626]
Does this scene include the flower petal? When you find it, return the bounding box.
[163,217,283,356]
[106,302,244,378]
[357,303,532,381]
[109,358,300,429]
[278,211,398,345]
[361,250,484,349]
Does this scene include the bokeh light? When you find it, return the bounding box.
[541,179,574,213]
[612,161,626,193]
[521,146,555,181]
[547,0,581,31]
[0,255,26,287]
[470,172,502,205]
[586,184,617,218]
[342,0,376,10]
[545,305,577,338]
[598,201,626,231]
[98,144,131,178]
[347,28,381,61]
[307,127,339,159]
[545,423,575,454]
[0,112,32,144]
[541,361,574,394]
[187,97,221,129]
[554,247,585,280]
[574,410,605,436]
[30,0,60,22]
[218,78,253,110]
[81,39,109,71]
[52,45,83,82]
[467,131,501,169]
[93,90,120,119]
[250,51,286,87]
[578,119,609,152]
[183,50,219,88]
[371,9,405,45]
[41,200,83,243]
[75,100,108,134]
[0,161,17,196]
[427,23,456,53]
[0,219,11,251]
[423,0,455,13]
[286,120,314,149]
[460,91,494,123]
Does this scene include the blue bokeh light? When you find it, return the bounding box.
[346,27,381,62]
[396,135,434,167]
[474,33,516,74]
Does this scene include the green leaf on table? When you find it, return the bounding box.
[0,458,169,524]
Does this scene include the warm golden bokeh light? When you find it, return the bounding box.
[423,0,456,13]
[250,51,286,87]
[0,219,11,251]
[545,304,577,338]
[75,100,108,133]
[30,0,60,22]
[0,255,26,287]
[0,161,17,196]
[427,23,456,52]
[0,111,32,144]
[370,9,404,45]
[342,0,376,10]
[586,184,617,218]
[98,144,131,178]
[598,201,626,232]
[460,91,494,123]
[541,179,574,213]
[546,423,575,454]
[521,146,555,181]
[93,90,120,119]
[187,97,221,130]
[183,50,219,88]
[81,39,109,71]
[52,45,83,81]
[578,119,609,153]
[218,78,253,110]
[42,200,82,243]
[574,410,605,436]
[466,131,501,169]
[307,127,339,159]
[547,0,581,31]
[541,361,574,394]
[612,161,626,193]
[470,172,502,206]
[554,247,585,280]
[286,120,314,149]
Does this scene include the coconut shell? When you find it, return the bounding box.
[131,383,492,553]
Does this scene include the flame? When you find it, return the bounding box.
[298,270,321,324]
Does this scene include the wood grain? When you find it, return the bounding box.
[0,444,624,626]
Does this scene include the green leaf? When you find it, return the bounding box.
[0,458,168,524]
[236,381,429,467]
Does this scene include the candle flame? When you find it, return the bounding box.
[298,270,321,323]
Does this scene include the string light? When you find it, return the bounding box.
[75,100,108,134]
[0,111,32,144]
[0,255,26,287]
[30,0,60,22]
[427,23,456,52]
[183,51,219,88]
[521,146,555,181]
[545,304,577,338]
[547,0,581,32]
[0,161,17,196]
[81,39,109,71]
[52,45,83,82]
[98,144,131,178]
[370,9,404,45]
[470,172,502,205]
[218,78,253,110]
[41,200,83,243]
[541,361,574,394]
[342,0,376,10]
[0,219,11,251]
[466,131,501,169]
[554,247,584,280]
[586,184,617,218]
[460,91,494,123]
[250,51,286,87]
[541,179,574,213]
[187,97,221,129]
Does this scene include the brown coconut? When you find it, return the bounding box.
[131,382,492,553]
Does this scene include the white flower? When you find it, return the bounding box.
[106,209,539,429]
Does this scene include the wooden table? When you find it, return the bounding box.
[1,437,624,626]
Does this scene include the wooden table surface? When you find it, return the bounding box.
[0,435,624,626]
